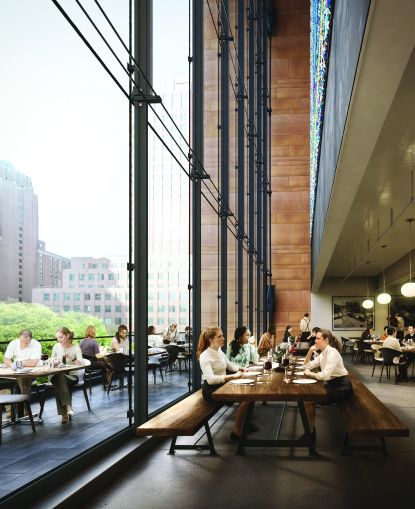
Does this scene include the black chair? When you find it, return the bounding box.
[177,352,189,373]
[0,377,18,421]
[340,337,353,354]
[148,353,170,383]
[352,340,366,363]
[107,353,129,394]
[379,348,406,384]
[83,355,107,394]
[165,345,181,374]
[0,394,36,441]
[37,376,91,419]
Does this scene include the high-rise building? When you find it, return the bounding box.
[146,78,191,331]
[37,240,70,288]
[0,160,39,302]
[149,77,189,258]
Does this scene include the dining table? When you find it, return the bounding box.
[0,363,87,424]
[211,361,327,455]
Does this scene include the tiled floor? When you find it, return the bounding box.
[87,356,415,509]
[0,369,191,501]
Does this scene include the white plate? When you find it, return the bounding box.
[246,371,262,376]
[294,371,305,375]
[272,362,279,369]
[229,378,255,385]
[293,379,317,384]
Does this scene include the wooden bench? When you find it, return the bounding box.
[338,372,409,454]
[136,390,221,455]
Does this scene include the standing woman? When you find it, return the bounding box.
[197,327,253,440]
[258,324,277,356]
[51,327,84,423]
[226,326,259,367]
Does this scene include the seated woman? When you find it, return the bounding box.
[303,329,353,436]
[226,326,259,367]
[80,325,112,387]
[306,326,320,347]
[361,325,373,342]
[283,325,293,342]
[51,327,84,423]
[197,327,256,440]
[380,325,389,340]
[258,324,276,356]
[111,324,129,353]
[147,325,164,347]
[163,322,180,344]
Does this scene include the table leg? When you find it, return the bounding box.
[298,401,317,456]
[236,401,255,455]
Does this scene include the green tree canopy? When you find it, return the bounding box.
[0,302,108,356]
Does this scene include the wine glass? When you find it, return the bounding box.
[263,358,272,376]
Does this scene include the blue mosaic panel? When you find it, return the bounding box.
[310,0,333,233]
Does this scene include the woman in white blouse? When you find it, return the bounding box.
[303,329,353,435]
[196,327,252,440]
[51,327,84,423]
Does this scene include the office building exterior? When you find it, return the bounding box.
[37,240,70,288]
[32,256,130,329]
[0,160,38,302]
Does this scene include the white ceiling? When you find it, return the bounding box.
[313,0,415,289]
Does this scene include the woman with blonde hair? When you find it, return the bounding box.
[51,327,84,423]
[80,325,112,387]
[197,327,257,440]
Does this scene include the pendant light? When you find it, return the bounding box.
[401,218,415,297]
[377,245,391,304]
[362,262,374,309]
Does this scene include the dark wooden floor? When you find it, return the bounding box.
[0,368,191,500]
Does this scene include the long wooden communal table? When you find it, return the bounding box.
[212,369,327,455]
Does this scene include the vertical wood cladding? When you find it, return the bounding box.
[201,0,310,342]
[270,0,310,336]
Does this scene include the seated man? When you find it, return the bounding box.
[405,325,415,342]
[306,327,320,347]
[383,326,408,380]
[4,329,41,395]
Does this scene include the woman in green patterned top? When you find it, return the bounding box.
[226,326,259,367]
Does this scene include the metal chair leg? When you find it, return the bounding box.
[24,401,36,434]
[82,385,91,411]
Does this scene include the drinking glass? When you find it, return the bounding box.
[284,367,291,383]
[264,359,272,376]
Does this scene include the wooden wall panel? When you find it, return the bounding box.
[270,0,310,338]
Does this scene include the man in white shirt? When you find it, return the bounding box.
[382,326,408,381]
[382,326,402,352]
[4,329,42,395]
[302,329,352,436]
[300,313,311,341]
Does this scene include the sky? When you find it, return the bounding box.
[0,0,189,258]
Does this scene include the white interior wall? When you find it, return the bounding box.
[311,277,388,338]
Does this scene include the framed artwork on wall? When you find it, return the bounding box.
[332,296,374,330]
[389,296,415,327]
